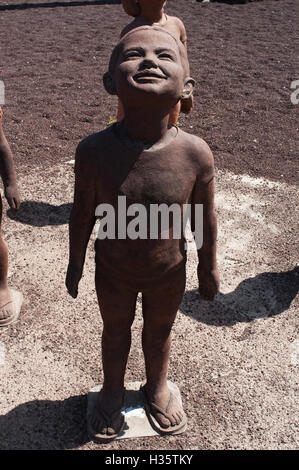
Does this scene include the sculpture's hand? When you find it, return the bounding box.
[66,264,82,298]
[197,267,219,301]
[180,95,193,114]
[4,183,21,215]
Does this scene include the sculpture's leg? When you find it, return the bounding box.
[168,101,181,126]
[141,268,187,434]
[88,270,138,441]
[0,194,21,327]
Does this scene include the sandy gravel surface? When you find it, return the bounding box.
[0,164,297,450]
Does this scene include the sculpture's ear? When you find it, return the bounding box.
[103,72,117,95]
[181,77,195,99]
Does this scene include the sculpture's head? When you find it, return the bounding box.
[122,0,167,18]
[103,26,194,110]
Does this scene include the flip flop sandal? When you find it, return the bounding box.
[140,385,187,435]
[87,395,125,443]
[0,290,23,327]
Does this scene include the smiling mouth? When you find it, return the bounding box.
[133,70,167,80]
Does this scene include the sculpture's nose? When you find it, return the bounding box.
[139,55,159,70]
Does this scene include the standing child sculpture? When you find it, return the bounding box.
[66,26,219,442]
[118,0,193,124]
[0,107,22,327]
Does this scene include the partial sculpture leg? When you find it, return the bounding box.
[168,101,181,126]
[141,269,187,434]
[0,194,17,326]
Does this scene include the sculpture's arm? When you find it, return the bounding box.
[66,143,96,298]
[175,18,193,114]
[176,17,188,50]
[0,108,21,214]
[190,142,219,301]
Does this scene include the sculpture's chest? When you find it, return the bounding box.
[100,149,195,206]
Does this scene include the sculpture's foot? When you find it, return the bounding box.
[141,384,187,435]
[87,389,125,443]
[0,288,23,327]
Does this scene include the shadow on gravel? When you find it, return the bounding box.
[7,200,72,226]
[181,268,299,326]
[0,0,121,12]
[0,394,89,450]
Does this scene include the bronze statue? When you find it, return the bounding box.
[118,0,193,124]
[0,107,21,327]
[66,26,219,442]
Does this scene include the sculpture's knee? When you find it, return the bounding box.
[102,321,133,343]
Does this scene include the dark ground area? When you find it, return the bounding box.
[0,0,298,184]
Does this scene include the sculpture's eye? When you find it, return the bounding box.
[158,52,175,61]
[123,49,143,60]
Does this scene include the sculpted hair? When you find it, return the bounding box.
[107,26,190,77]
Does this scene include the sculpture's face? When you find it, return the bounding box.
[115,29,185,106]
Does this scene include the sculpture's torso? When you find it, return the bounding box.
[82,124,201,289]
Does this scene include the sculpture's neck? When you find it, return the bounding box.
[122,107,170,145]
